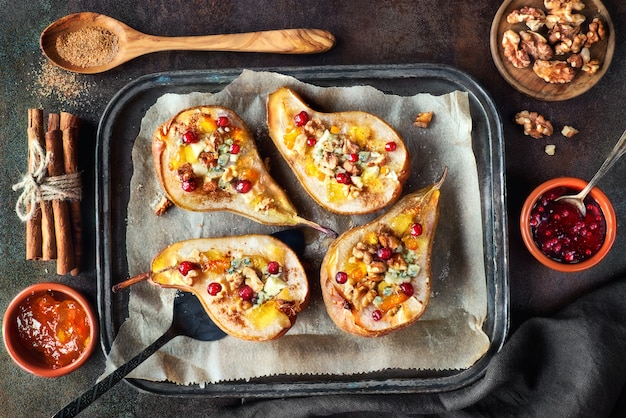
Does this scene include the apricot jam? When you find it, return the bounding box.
[16,290,91,368]
[530,186,607,263]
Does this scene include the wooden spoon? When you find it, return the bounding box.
[40,12,336,74]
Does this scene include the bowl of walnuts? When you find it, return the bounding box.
[490,0,614,101]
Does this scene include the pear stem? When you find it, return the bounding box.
[297,216,337,238]
[112,271,151,293]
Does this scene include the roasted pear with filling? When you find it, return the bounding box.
[320,170,446,337]
[152,105,334,235]
[116,235,309,341]
[267,87,411,215]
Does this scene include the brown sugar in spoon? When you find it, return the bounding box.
[40,12,336,74]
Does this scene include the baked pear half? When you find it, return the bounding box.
[267,87,411,215]
[152,105,334,235]
[122,235,309,341]
[320,171,445,337]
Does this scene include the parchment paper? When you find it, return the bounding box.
[101,70,490,385]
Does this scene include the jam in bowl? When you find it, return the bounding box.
[2,282,97,377]
[520,177,616,272]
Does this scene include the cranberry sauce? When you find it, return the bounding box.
[529,186,607,264]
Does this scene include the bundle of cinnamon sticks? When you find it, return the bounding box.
[26,108,82,276]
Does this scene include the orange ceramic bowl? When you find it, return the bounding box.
[2,282,98,377]
[520,177,616,272]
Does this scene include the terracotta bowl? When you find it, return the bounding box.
[520,177,616,272]
[2,282,98,377]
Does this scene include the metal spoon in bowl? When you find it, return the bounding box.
[555,128,626,217]
[40,12,336,74]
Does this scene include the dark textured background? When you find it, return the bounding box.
[1,1,626,416]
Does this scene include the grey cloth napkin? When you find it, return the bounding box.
[212,276,626,417]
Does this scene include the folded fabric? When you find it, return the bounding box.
[212,276,626,417]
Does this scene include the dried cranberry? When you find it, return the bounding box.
[235,179,252,193]
[229,143,241,154]
[410,223,423,236]
[294,111,309,127]
[347,153,359,163]
[306,137,317,147]
[335,172,351,184]
[178,261,196,276]
[399,282,414,296]
[207,282,222,296]
[376,247,393,261]
[335,271,348,284]
[217,116,229,127]
[182,130,199,144]
[384,142,397,152]
[238,285,254,301]
[267,261,280,275]
[372,310,383,321]
[181,178,197,192]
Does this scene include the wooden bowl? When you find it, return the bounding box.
[490,0,614,101]
[520,177,616,272]
[2,282,98,377]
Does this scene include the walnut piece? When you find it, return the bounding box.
[545,11,586,30]
[503,30,531,68]
[544,0,585,12]
[533,59,576,83]
[352,282,376,310]
[413,111,433,128]
[549,22,586,54]
[545,144,556,155]
[367,261,387,275]
[561,125,579,137]
[153,194,173,216]
[585,17,605,47]
[515,111,554,139]
[569,47,600,75]
[242,267,264,292]
[567,53,583,68]
[581,59,600,75]
[507,6,546,31]
[225,271,244,291]
[520,30,554,60]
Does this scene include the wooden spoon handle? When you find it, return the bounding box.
[138,28,335,54]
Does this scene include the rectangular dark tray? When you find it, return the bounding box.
[96,63,509,397]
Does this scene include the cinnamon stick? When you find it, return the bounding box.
[40,115,57,261]
[26,109,44,260]
[60,112,82,276]
[46,113,75,275]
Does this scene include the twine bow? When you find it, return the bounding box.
[12,139,82,222]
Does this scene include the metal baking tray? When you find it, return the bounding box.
[96,63,509,397]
